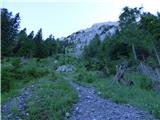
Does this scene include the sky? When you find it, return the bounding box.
[2,0,160,39]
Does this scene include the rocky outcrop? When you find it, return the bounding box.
[60,22,119,56]
[56,65,75,72]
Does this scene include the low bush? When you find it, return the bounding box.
[1,58,49,93]
[140,76,152,90]
[74,68,97,84]
[1,64,15,92]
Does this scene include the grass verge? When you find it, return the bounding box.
[25,76,78,120]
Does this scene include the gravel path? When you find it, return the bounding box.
[65,77,159,120]
[1,84,36,120]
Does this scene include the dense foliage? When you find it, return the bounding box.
[83,7,160,73]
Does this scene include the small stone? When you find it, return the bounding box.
[15,116,22,120]
[76,87,80,90]
[86,96,92,99]
[98,91,101,95]
[91,108,95,112]
[65,112,70,118]
[7,114,12,118]
[76,107,79,111]
[26,113,29,116]
[54,60,58,64]
[92,90,96,94]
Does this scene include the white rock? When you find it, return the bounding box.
[98,92,102,95]
[65,112,70,117]
[76,107,79,111]
[56,65,75,72]
[59,21,118,56]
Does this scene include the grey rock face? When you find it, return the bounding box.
[60,22,119,56]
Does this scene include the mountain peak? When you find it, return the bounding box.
[61,21,119,55]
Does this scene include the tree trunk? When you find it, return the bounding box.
[132,43,137,61]
[112,62,134,86]
[153,45,160,66]
[155,68,160,80]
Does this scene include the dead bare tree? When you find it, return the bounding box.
[112,61,134,86]
[138,62,160,90]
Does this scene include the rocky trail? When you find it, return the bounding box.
[64,77,159,120]
[1,76,159,120]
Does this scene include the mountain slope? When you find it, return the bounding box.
[60,22,118,55]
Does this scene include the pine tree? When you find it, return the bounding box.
[44,34,57,56]
[27,31,35,58]
[1,8,20,56]
[13,28,27,56]
[33,28,46,58]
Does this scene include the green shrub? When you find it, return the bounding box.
[22,67,48,78]
[1,58,49,93]
[154,109,160,119]
[75,68,96,84]
[140,76,152,90]
[86,75,94,83]
[19,59,49,78]
[11,58,21,66]
[146,57,158,67]
[1,65,15,92]
[124,72,153,90]
[105,61,116,75]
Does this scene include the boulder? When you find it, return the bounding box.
[56,65,75,72]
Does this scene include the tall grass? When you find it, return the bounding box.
[25,78,78,120]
